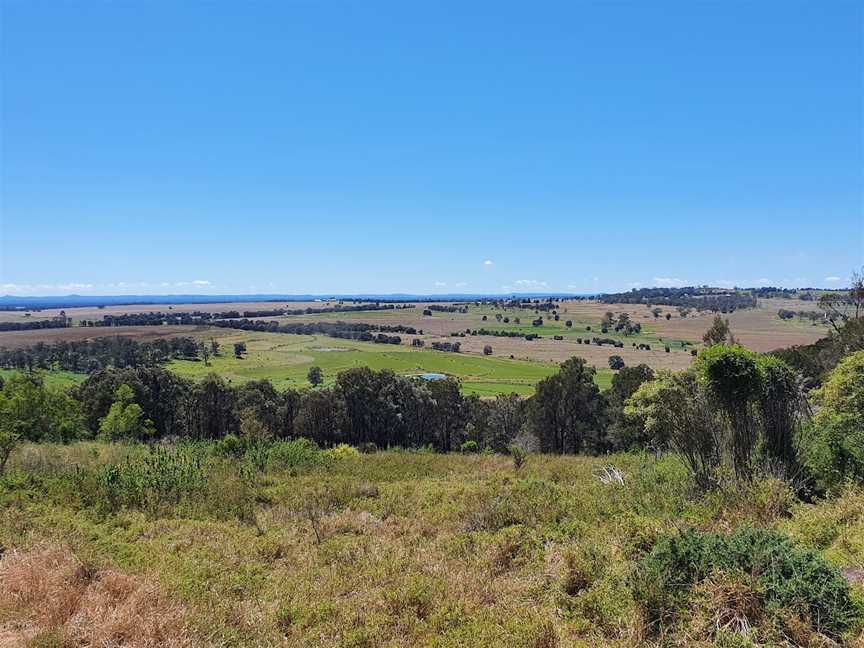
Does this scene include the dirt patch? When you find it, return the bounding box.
[0,544,191,647]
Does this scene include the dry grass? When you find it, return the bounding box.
[0,544,190,647]
[0,325,214,350]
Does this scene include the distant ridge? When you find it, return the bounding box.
[0,292,593,310]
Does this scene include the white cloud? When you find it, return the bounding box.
[434,281,447,287]
[653,277,686,288]
[57,283,94,291]
[483,260,494,267]
[192,279,211,286]
[513,279,548,289]
[824,276,842,283]
[454,282,468,288]
[753,278,771,286]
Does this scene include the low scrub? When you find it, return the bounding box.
[633,527,860,640]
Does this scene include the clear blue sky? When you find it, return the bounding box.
[1,1,861,296]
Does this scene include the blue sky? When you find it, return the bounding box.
[1,1,861,296]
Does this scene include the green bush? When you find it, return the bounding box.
[633,526,859,638]
[77,444,208,515]
[799,350,864,492]
[460,440,479,453]
[214,433,244,458]
[266,438,321,470]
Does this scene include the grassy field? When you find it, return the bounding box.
[168,330,613,394]
[1,443,861,647]
[0,368,85,389]
[0,297,829,396]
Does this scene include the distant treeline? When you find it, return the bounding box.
[0,319,70,332]
[210,318,414,344]
[600,287,757,312]
[81,303,413,327]
[777,309,825,323]
[0,336,200,374]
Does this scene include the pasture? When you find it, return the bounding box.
[2,443,861,647]
[0,296,829,396]
[167,330,612,394]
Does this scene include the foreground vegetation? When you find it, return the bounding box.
[1,443,862,647]
[1,280,862,646]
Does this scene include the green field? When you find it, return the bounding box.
[0,368,86,389]
[169,330,613,394]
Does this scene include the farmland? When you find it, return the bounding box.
[0,296,828,396]
[167,330,590,395]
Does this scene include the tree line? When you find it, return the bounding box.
[79,303,414,327]
[600,287,757,312]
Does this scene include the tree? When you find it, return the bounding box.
[799,350,864,491]
[239,407,271,444]
[483,345,493,356]
[308,366,323,387]
[98,384,156,441]
[234,342,247,358]
[531,357,605,454]
[295,388,347,447]
[0,374,85,442]
[425,377,466,452]
[626,371,723,489]
[182,373,237,440]
[819,268,864,333]
[702,315,735,346]
[200,342,211,366]
[484,393,526,452]
[210,338,220,356]
[608,355,625,370]
[565,320,573,328]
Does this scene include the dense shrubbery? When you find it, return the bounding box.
[799,350,864,492]
[634,527,858,638]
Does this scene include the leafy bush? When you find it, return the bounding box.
[799,350,864,492]
[266,438,320,470]
[77,445,208,515]
[324,443,359,460]
[213,433,244,458]
[460,440,478,453]
[633,527,859,638]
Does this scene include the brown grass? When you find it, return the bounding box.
[0,544,190,647]
[0,325,216,350]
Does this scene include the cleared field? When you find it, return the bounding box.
[0,368,85,389]
[0,297,828,394]
[0,325,212,349]
[167,330,612,394]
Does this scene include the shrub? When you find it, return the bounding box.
[633,527,858,638]
[358,441,377,454]
[799,351,864,492]
[213,433,244,458]
[608,355,625,370]
[460,440,479,453]
[325,443,360,460]
[267,438,320,470]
